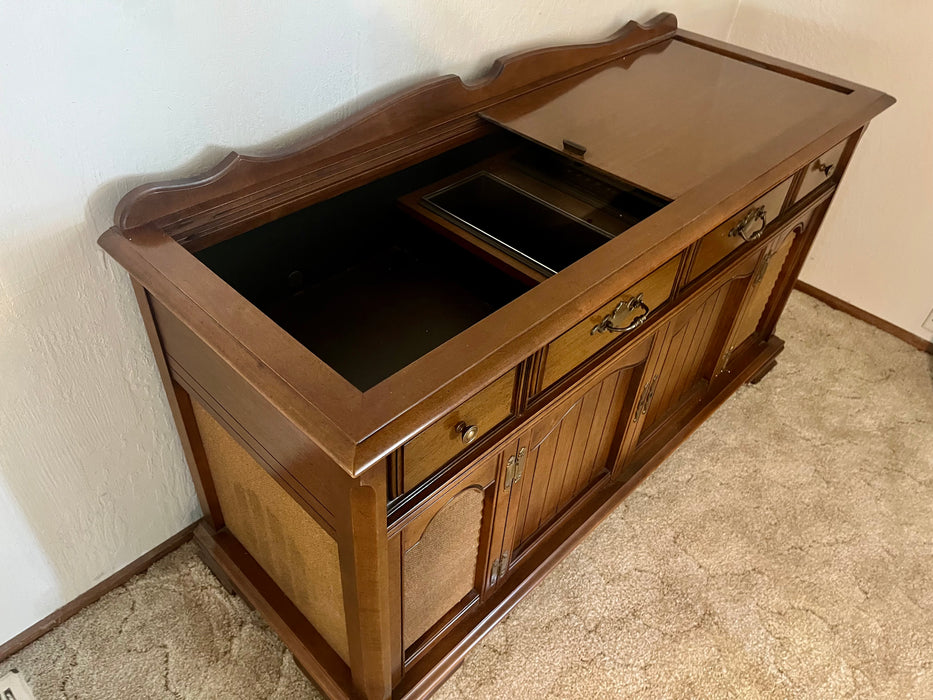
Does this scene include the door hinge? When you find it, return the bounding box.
[753,250,775,285]
[720,345,735,370]
[489,551,510,586]
[633,374,660,422]
[503,447,526,491]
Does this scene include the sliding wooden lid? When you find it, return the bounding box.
[481,39,850,200]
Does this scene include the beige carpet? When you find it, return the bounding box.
[3,291,932,699]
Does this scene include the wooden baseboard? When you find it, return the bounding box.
[795,281,933,354]
[0,522,198,662]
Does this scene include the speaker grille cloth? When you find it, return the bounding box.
[191,401,349,663]
[403,487,483,649]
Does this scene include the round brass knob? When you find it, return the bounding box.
[456,421,479,445]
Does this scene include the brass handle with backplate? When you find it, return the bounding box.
[728,205,767,242]
[591,293,651,335]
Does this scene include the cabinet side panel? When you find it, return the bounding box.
[191,401,350,663]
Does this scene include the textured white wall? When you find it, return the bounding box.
[729,1,933,341]
[0,1,742,646]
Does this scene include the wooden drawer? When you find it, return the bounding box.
[687,177,792,283]
[795,138,847,202]
[539,256,680,391]
[403,368,516,492]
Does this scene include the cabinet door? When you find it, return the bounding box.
[500,334,655,574]
[714,223,800,374]
[635,250,761,445]
[399,440,515,660]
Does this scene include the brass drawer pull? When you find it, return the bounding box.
[728,205,767,242]
[816,160,834,177]
[591,293,651,335]
[456,421,479,444]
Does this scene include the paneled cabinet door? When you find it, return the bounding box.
[714,221,802,375]
[632,249,763,450]
[398,439,517,662]
[498,333,657,576]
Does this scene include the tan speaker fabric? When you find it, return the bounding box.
[402,487,483,649]
[730,231,797,351]
[191,402,349,663]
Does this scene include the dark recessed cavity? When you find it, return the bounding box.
[195,133,667,390]
[425,173,613,276]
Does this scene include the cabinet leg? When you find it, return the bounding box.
[747,358,778,385]
[337,471,393,700]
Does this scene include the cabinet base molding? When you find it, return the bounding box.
[196,338,784,700]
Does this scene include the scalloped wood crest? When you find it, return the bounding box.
[115,13,677,237]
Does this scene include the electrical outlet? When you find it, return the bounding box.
[923,308,933,334]
[0,670,36,700]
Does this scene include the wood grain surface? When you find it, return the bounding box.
[403,369,516,493]
[687,176,794,283]
[97,17,893,478]
[482,40,850,199]
[540,256,680,390]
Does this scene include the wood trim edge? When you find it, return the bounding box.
[114,13,678,234]
[0,521,198,662]
[794,281,933,354]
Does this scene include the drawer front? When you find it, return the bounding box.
[403,368,516,492]
[795,139,847,202]
[540,255,680,391]
[687,177,792,283]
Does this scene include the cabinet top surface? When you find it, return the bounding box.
[101,14,894,476]
[482,38,849,200]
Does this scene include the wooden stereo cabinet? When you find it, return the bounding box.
[98,14,893,700]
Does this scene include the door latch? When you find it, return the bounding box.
[633,374,660,422]
[489,551,510,586]
[503,447,526,491]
